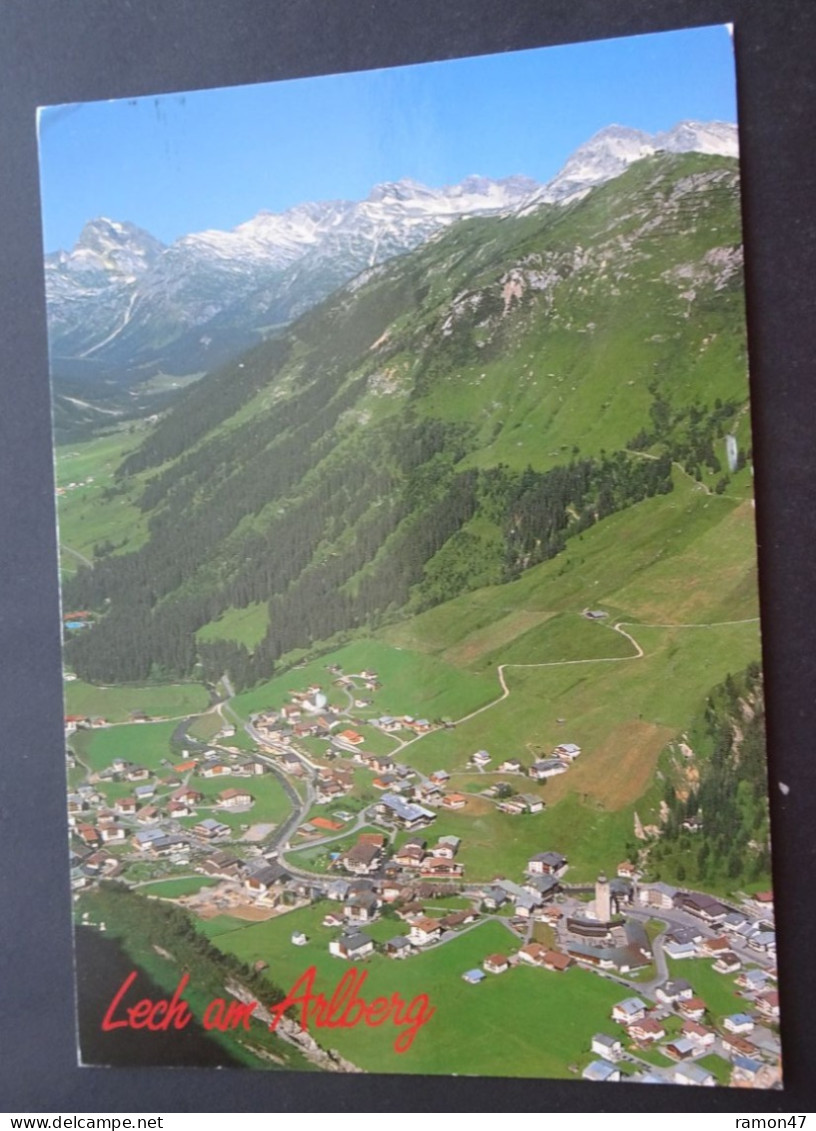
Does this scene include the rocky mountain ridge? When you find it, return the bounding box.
[45,120,738,390]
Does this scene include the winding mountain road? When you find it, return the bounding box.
[397,615,759,750]
[208,612,761,873]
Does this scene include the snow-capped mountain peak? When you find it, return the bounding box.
[45,119,738,383]
[653,120,739,158]
[542,125,653,198]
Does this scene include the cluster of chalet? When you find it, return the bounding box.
[322,872,576,971]
[198,750,266,781]
[462,943,575,985]
[392,835,463,878]
[573,870,780,1088]
[334,672,438,738]
[198,851,297,908]
[414,770,468,812]
[189,850,329,918]
[67,743,269,878]
[65,713,108,734]
[315,765,354,803]
[248,838,570,969]
[250,672,442,788]
[662,920,777,969]
[369,714,434,736]
[583,1047,722,1087]
[462,742,581,783]
[349,748,404,784]
[340,833,387,876]
[492,789,545,816]
[69,846,122,889]
[375,793,436,830]
[637,883,776,964]
[253,696,337,745]
[330,845,571,920]
[528,743,582,781]
[341,759,470,816]
[324,873,480,962]
[337,831,465,881]
[252,670,396,751]
[66,707,164,737]
[252,671,554,820]
[581,964,781,1088]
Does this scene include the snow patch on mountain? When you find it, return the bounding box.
[44,120,738,380]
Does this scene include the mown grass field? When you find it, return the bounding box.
[176,772,292,831]
[438,609,555,666]
[64,680,209,722]
[392,793,634,884]
[196,914,251,939]
[338,724,401,757]
[56,432,142,487]
[477,611,636,668]
[204,901,624,1077]
[185,712,224,742]
[397,619,759,773]
[139,876,220,898]
[71,720,179,773]
[381,475,759,672]
[698,1054,733,1085]
[231,639,498,724]
[196,602,270,648]
[664,958,747,1023]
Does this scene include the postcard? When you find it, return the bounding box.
[39,23,781,1085]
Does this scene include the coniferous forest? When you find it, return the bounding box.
[649,665,771,890]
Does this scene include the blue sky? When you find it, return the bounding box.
[37,24,737,254]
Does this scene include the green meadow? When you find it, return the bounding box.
[205,901,623,1077]
[196,603,270,648]
[185,712,224,742]
[56,431,151,570]
[231,639,498,724]
[391,794,634,884]
[175,772,292,830]
[71,720,179,773]
[664,958,746,1023]
[140,876,220,898]
[378,475,759,674]
[64,679,209,722]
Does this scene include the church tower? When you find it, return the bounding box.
[595,872,611,922]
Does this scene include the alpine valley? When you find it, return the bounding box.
[59,122,779,1083]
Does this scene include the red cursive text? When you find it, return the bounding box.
[267,965,435,1052]
[101,971,193,1032]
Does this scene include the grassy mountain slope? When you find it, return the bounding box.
[219,466,761,882]
[59,151,752,693]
